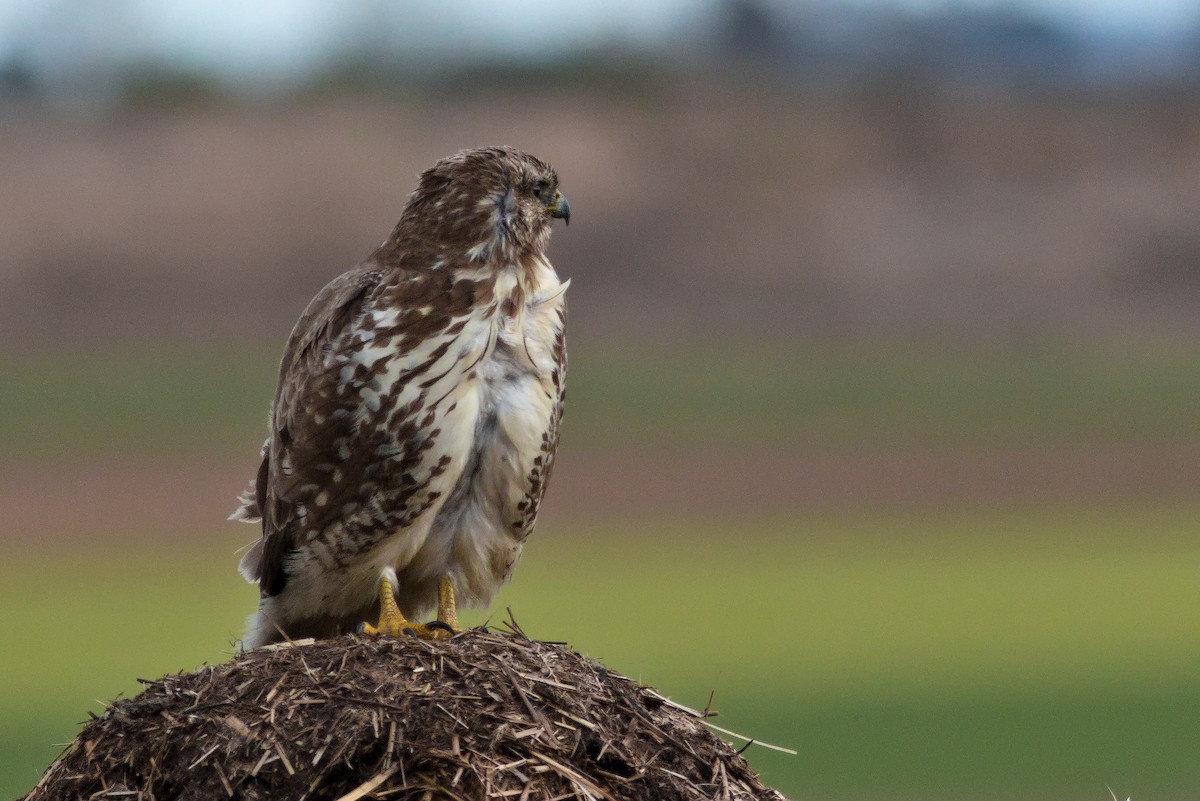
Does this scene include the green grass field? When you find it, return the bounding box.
[4,338,1200,457]
[4,505,1199,800]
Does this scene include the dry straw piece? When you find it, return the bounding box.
[25,629,788,801]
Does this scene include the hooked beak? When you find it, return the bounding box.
[547,190,571,226]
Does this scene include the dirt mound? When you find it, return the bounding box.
[24,629,786,801]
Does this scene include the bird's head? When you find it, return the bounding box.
[396,146,569,266]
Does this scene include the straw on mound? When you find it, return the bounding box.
[25,628,787,801]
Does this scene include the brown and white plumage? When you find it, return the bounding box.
[232,147,570,648]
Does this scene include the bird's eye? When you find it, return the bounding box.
[532,182,546,199]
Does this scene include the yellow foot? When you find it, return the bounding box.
[359,619,455,638]
[357,572,459,640]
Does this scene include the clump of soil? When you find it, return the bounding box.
[25,629,787,801]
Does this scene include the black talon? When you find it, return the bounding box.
[426,621,455,634]
[401,627,418,637]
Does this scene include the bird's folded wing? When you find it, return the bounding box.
[247,266,382,596]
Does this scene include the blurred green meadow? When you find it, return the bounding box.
[2,340,1199,800]
[4,338,1200,458]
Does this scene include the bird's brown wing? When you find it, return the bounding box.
[250,266,381,598]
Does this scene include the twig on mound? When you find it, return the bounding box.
[334,763,399,801]
[641,689,797,756]
[503,606,529,639]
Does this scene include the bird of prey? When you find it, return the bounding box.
[231,147,570,649]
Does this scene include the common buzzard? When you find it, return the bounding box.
[232,147,570,648]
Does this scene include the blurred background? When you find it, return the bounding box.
[2,0,1199,798]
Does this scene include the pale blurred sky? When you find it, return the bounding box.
[0,0,1195,80]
